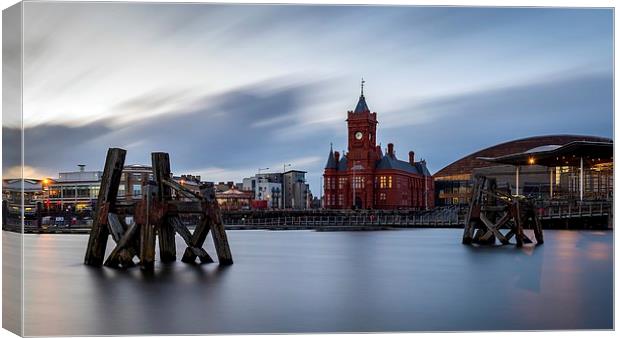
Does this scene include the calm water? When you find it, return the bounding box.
[5,229,614,335]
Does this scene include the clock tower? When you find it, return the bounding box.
[347,79,379,171]
[323,79,434,210]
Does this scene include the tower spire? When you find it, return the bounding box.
[354,78,370,113]
[360,77,365,96]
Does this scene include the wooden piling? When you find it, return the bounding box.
[139,183,157,270]
[152,152,176,262]
[84,148,126,266]
[85,147,234,270]
[206,201,233,265]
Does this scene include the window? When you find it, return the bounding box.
[338,194,343,206]
[77,186,90,198]
[379,176,392,189]
[90,187,100,198]
[380,176,387,188]
[62,187,76,198]
[132,184,142,197]
[338,177,347,189]
[353,176,364,189]
[379,193,386,201]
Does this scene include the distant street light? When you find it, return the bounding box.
[258,167,270,175]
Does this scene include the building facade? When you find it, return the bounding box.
[283,170,310,209]
[242,170,311,209]
[2,179,44,219]
[323,85,434,210]
[433,135,613,206]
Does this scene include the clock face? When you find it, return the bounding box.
[355,131,363,140]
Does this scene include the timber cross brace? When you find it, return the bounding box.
[462,175,544,247]
[84,148,233,270]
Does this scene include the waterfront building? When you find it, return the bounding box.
[215,181,237,192]
[215,187,252,210]
[41,164,205,212]
[283,170,310,209]
[323,83,433,210]
[243,171,311,209]
[2,178,44,218]
[118,164,153,201]
[433,135,613,205]
[44,165,103,213]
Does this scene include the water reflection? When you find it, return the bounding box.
[12,229,613,336]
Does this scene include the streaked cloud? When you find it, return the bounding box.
[7,3,613,194]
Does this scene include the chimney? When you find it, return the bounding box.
[78,164,86,172]
[409,151,415,165]
[334,151,340,163]
[387,143,394,157]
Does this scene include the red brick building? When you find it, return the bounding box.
[323,84,434,210]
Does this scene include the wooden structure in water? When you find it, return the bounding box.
[462,175,543,247]
[84,148,233,270]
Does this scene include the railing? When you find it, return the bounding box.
[4,200,611,232]
[536,200,611,220]
[223,206,466,228]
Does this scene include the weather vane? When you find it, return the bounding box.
[361,77,365,96]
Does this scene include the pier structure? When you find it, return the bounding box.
[462,175,543,246]
[83,148,232,270]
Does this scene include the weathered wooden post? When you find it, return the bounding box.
[152,152,176,262]
[206,198,234,265]
[462,175,485,245]
[84,148,126,266]
[138,182,158,270]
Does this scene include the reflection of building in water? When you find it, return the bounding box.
[434,135,613,205]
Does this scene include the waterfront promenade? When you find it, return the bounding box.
[9,228,612,335]
[6,200,612,234]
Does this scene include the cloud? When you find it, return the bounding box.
[11,78,337,184]
[377,71,613,173]
[10,3,613,194]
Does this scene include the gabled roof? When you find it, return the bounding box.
[354,95,370,113]
[337,155,348,171]
[376,155,430,176]
[414,161,432,176]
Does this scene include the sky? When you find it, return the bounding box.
[2,3,614,194]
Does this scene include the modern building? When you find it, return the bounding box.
[44,165,103,213]
[477,140,613,201]
[283,170,310,209]
[41,164,204,212]
[433,135,613,205]
[242,170,312,209]
[323,82,434,210]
